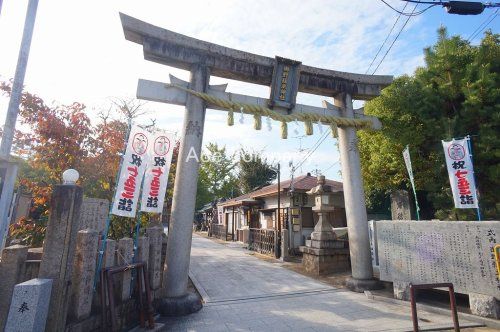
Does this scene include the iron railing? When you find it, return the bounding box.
[410,283,459,332]
[248,228,277,256]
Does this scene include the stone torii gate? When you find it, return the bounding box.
[120,13,393,313]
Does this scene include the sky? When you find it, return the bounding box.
[0,0,498,182]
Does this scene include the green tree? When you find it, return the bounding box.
[359,28,499,220]
[238,148,277,194]
[195,142,239,209]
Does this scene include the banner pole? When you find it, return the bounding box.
[412,183,421,221]
[93,119,132,291]
[403,145,421,221]
[466,135,482,221]
[129,174,145,297]
[132,175,146,262]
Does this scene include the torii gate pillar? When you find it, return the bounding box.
[120,13,392,314]
[335,93,381,291]
[161,64,208,314]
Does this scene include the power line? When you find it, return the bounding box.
[366,1,409,74]
[402,0,500,7]
[293,130,330,173]
[401,0,444,4]
[379,0,438,16]
[467,8,499,41]
[372,2,420,74]
[323,160,340,173]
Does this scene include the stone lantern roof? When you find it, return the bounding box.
[306,175,334,196]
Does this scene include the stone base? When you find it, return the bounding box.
[345,277,383,293]
[158,292,202,317]
[469,293,500,319]
[300,247,350,276]
[393,280,411,301]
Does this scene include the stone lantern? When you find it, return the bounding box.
[299,175,350,275]
[309,175,335,242]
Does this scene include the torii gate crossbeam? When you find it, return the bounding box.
[120,12,393,314]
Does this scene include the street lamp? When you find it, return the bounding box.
[62,169,79,185]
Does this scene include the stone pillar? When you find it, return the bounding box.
[0,244,28,330]
[5,278,52,332]
[79,197,109,232]
[69,229,99,321]
[136,236,149,289]
[280,229,290,262]
[390,190,411,220]
[38,184,83,332]
[117,237,133,301]
[103,239,116,268]
[334,93,380,292]
[137,236,149,265]
[93,238,115,308]
[147,226,163,290]
[160,64,207,315]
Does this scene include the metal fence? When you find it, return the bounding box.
[248,228,277,256]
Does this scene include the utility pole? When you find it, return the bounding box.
[277,163,281,233]
[275,162,281,258]
[0,0,39,251]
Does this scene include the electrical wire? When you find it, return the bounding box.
[323,160,340,173]
[379,0,438,16]
[467,8,499,41]
[372,2,420,74]
[293,130,331,173]
[293,132,328,172]
[401,0,445,4]
[366,1,409,74]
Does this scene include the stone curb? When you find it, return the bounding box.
[188,272,210,303]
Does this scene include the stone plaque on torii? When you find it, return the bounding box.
[120,13,392,313]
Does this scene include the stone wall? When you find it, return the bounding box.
[377,220,500,297]
[376,220,500,319]
[0,227,165,331]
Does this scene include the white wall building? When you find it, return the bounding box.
[217,173,346,251]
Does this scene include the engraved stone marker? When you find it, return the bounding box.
[5,278,52,332]
[117,237,133,300]
[390,190,411,220]
[79,198,109,232]
[377,220,500,297]
[146,226,163,290]
[69,229,99,321]
[38,185,83,332]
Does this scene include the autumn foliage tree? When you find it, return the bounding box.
[0,81,178,244]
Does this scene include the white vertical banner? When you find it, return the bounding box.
[403,145,421,220]
[140,131,175,213]
[442,138,479,209]
[111,126,150,217]
[403,146,416,191]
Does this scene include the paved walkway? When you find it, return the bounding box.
[160,234,481,331]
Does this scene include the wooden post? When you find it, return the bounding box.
[231,206,235,241]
